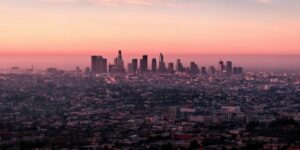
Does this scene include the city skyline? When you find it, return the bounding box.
[0,54,299,73]
[1,0,300,56]
[90,50,243,75]
[1,1,300,149]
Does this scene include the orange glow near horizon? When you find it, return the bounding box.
[0,0,300,56]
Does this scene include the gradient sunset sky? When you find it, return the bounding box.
[1,0,299,56]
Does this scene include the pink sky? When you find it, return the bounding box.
[0,0,300,56]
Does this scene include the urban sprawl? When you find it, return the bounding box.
[1,50,300,149]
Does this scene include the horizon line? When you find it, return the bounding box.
[1,53,300,57]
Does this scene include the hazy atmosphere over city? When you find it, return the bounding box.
[0,0,300,150]
[1,0,300,55]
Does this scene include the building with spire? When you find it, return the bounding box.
[158,53,166,73]
[109,50,125,73]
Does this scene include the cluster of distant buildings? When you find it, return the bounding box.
[1,57,300,149]
[91,50,244,75]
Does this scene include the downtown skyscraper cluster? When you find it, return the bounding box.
[91,50,243,75]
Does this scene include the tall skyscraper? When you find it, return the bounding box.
[91,56,107,74]
[159,53,166,72]
[110,50,125,73]
[209,66,216,75]
[109,64,114,73]
[232,66,243,75]
[190,62,199,74]
[128,63,133,73]
[114,58,118,67]
[237,67,243,74]
[226,61,233,75]
[91,56,98,73]
[201,67,207,75]
[117,50,124,70]
[233,67,238,75]
[176,59,184,72]
[152,58,157,73]
[132,59,138,73]
[103,58,107,73]
[140,55,148,73]
[219,60,225,73]
[168,63,174,72]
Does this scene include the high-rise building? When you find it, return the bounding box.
[201,67,207,75]
[159,53,166,72]
[209,66,216,75]
[91,56,98,73]
[168,62,174,72]
[117,50,124,69]
[233,67,238,75]
[226,61,233,75]
[237,67,243,74]
[219,60,225,73]
[152,58,157,73]
[190,62,199,74]
[91,56,107,74]
[128,63,133,73]
[176,59,184,72]
[103,58,107,73]
[110,50,125,73]
[140,55,148,73]
[132,59,138,73]
[109,64,114,73]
